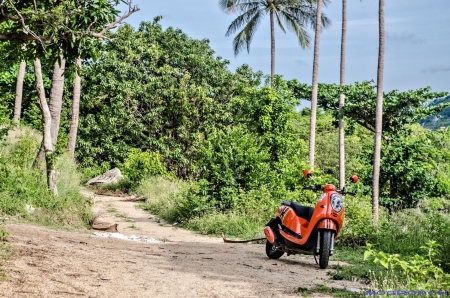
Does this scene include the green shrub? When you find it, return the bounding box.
[121,148,172,182]
[340,194,376,246]
[364,241,450,290]
[0,130,91,228]
[369,210,450,273]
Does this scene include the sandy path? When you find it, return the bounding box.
[0,190,364,297]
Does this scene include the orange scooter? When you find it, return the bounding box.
[264,170,358,269]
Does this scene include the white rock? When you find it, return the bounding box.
[86,168,124,185]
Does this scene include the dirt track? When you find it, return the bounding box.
[0,191,364,297]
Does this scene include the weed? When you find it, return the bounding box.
[310,284,363,298]
[0,241,13,281]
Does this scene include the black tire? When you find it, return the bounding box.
[319,230,333,269]
[265,240,284,259]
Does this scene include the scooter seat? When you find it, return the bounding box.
[282,201,314,222]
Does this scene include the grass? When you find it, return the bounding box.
[136,176,185,223]
[309,285,363,298]
[0,225,11,281]
[0,129,92,229]
[290,285,363,298]
[186,212,265,239]
[127,224,139,230]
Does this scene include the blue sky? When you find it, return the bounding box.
[118,0,449,95]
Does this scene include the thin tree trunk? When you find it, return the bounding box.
[13,59,26,124]
[67,57,81,154]
[49,56,66,147]
[308,0,323,170]
[32,144,45,169]
[270,10,275,86]
[338,0,347,189]
[32,56,65,168]
[33,58,57,196]
[372,0,385,226]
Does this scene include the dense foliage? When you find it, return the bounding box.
[76,19,244,177]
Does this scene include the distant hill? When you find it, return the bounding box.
[419,95,450,130]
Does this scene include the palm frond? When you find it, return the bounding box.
[273,7,286,33]
[284,5,331,30]
[219,0,262,14]
[232,10,264,56]
[225,6,263,36]
[280,11,310,48]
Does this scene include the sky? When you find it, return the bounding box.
[117,0,449,96]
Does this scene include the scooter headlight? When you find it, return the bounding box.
[331,194,343,212]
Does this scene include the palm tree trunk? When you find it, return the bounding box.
[33,58,57,196]
[372,0,385,226]
[338,0,347,189]
[33,56,65,168]
[270,10,275,86]
[49,56,66,147]
[308,0,323,170]
[13,59,26,124]
[67,57,81,154]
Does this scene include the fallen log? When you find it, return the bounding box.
[221,233,266,243]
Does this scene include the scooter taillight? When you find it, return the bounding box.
[264,226,275,244]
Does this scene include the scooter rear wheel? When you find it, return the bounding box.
[265,240,284,259]
[319,230,332,269]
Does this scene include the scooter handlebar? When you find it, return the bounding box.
[337,190,356,196]
[302,184,322,191]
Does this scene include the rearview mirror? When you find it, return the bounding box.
[350,175,359,183]
[303,169,312,178]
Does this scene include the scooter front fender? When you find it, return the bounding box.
[316,219,337,232]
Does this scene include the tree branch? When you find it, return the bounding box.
[98,1,140,36]
[355,119,389,142]
[0,33,51,41]
[6,0,46,49]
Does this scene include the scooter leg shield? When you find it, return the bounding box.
[264,226,275,244]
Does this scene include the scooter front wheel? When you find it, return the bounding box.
[265,240,284,259]
[319,230,332,269]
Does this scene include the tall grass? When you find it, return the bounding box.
[137,176,186,222]
[136,176,270,238]
[0,129,91,228]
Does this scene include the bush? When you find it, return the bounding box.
[365,241,450,290]
[340,194,377,246]
[121,148,172,183]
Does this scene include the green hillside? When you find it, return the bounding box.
[419,95,450,130]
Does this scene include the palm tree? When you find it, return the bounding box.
[338,0,347,189]
[308,0,323,170]
[13,59,26,124]
[372,0,385,226]
[67,57,82,154]
[220,0,330,82]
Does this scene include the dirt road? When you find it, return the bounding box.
[0,191,364,297]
